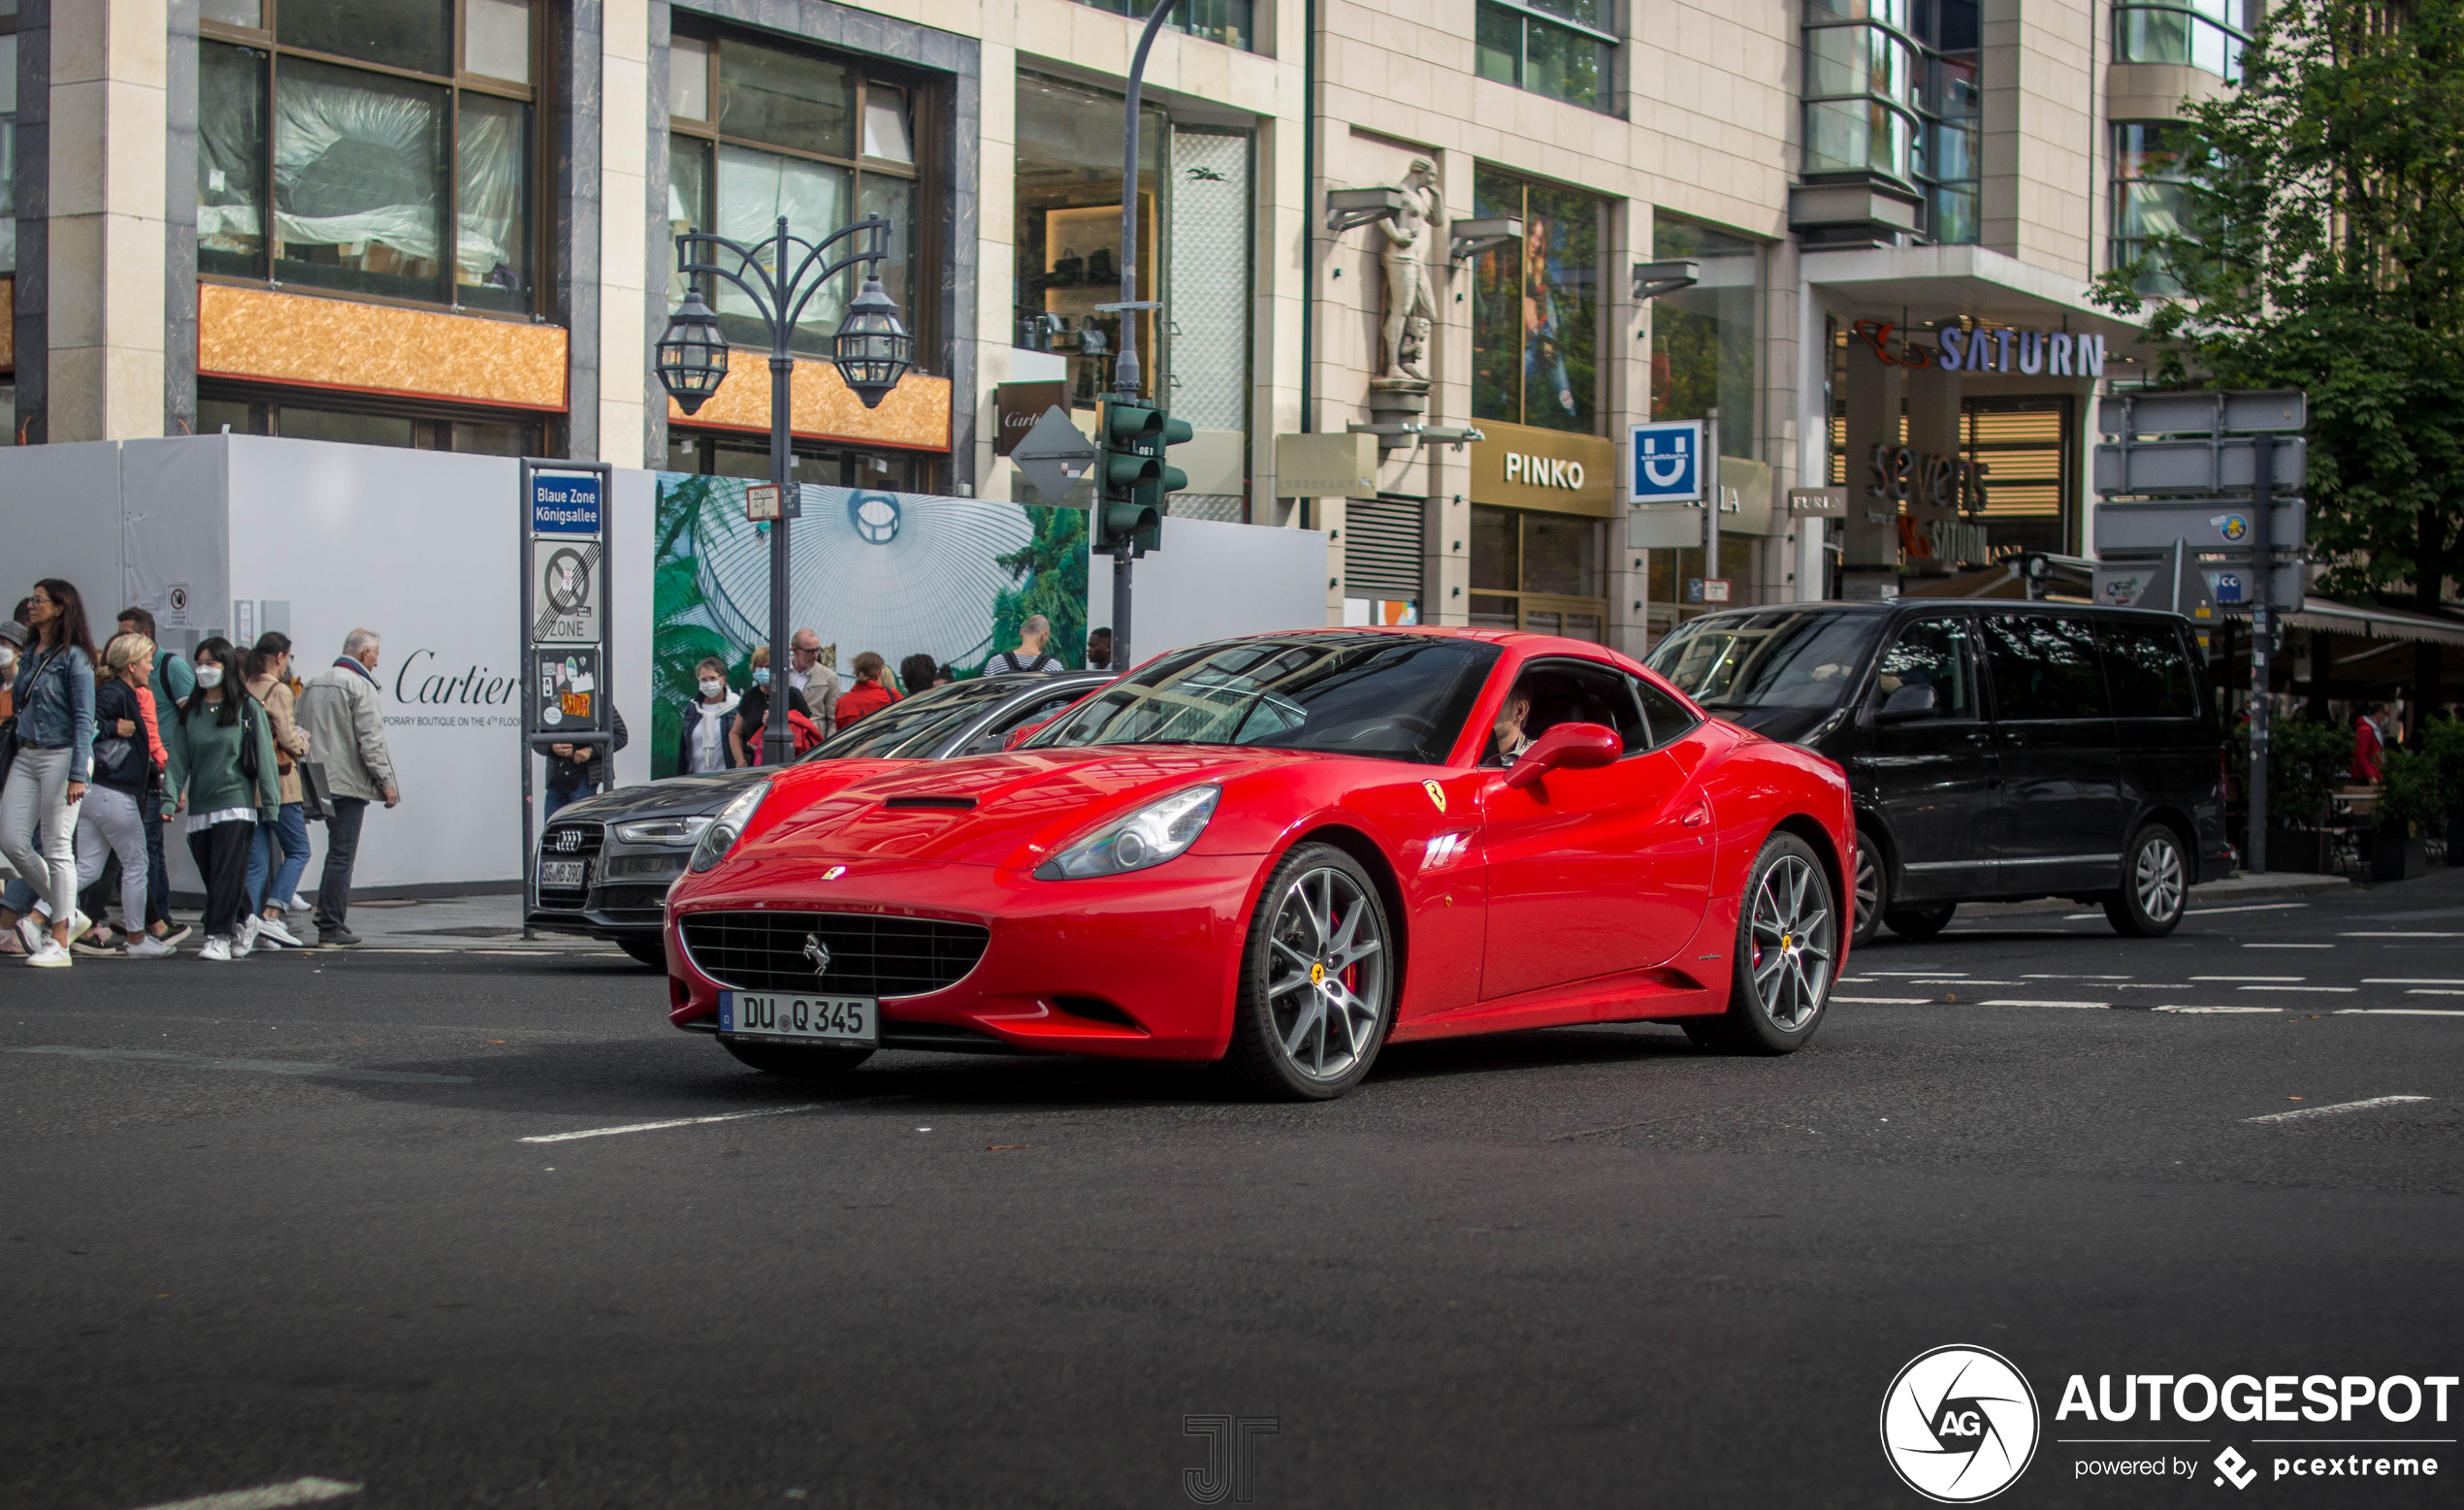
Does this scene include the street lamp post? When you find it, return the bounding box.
[656,214,914,765]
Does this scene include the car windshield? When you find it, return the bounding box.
[1647,610,1883,710]
[798,678,1026,761]
[1026,635,1501,764]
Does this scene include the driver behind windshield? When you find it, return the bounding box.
[1484,682,1537,766]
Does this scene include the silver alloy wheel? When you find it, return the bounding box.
[1747,853,1834,1033]
[2135,831,2186,922]
[1263,866,1388,1083]
[1853,845,1880,936]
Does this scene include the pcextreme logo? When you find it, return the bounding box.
[1881,1345,2042,1502]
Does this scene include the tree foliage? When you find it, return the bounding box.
[2091,0,2464,609]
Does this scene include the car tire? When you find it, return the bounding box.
[1692,831,1838,1056]
[618,936,667,969]
[721,1039,876,1077]
[1883,903,1956,940]
[1850,828,1888,949]
[2104,822,2188,938]
[1228,843,1397,1102]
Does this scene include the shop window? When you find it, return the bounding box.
[0,24,17,274]
[1801,0,1979,244]
[668,25,928,361]
[1014,72,1165,411]
[1475,0,1618,114]
[199,0,542,314]
[1649,217,1762,448]
[196,389,543,454]
[1469,505,1605,642]
[2111,121,2193,295]
[1166,127,1255,521]
[665,429,926,492]
[1471,167,1604,435]
[2115,0,2248,81]
[1072,0,1255,51]
[1963,397,2074,562]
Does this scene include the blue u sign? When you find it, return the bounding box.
[1629,421,1703,503]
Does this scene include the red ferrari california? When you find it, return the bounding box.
[662,629,1856,1100]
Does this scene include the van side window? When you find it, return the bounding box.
[1872,618,1978,721]
[2100,621,2197,719]
[1982,614,2109,721]
[1634,678,1702,751]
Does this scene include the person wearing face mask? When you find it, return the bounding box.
[679,657,740,775]
[728,644,811,767]
[162,637,281,962]
[1,580,100,967]
[296,627,399,948]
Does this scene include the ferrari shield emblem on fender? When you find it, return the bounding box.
[1423,780,1446,813]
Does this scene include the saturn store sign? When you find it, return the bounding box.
[1469,421,1616,517]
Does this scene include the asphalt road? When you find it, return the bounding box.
[5,875,2461,1510]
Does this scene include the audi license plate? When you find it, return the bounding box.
[538,859,586,889]
[721,991,878,1046]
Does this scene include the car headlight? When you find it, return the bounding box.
[1034,785,1219,881]
[615,816,714,847]
[689,782,770,873]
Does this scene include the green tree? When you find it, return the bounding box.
[986,504,1089,672]
[2091,0,2464,668]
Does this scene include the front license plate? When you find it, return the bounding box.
[721,991,879,1046]
[538,859,586,889]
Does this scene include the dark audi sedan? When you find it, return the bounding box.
[530,671,1111,962]
[1648,599,2231,945]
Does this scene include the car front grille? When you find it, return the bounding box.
[536,822,604,909]
[595,884,670,915]
[680,912,991,998]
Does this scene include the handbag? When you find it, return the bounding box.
[0,713,17,791]
[237,697,263,785]
[298,758,335,822]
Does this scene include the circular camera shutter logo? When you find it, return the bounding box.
[849,492,901,544]
[1879,1345,2039,1502]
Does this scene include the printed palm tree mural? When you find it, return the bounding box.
[650,474,752,777]
[986,505,1090,674]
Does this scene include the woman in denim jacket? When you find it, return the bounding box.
[0,578,99,966]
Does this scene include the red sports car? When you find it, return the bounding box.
[662,629,1856,1100]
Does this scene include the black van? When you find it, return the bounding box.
[1647,600,2231,943]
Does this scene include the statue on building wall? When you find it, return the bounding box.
[1378,158,1440,384]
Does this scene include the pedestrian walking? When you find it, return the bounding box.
[2352,700,2389,784]
[679,658,739,774]
[117,606,198,941]
[541,704,628,820]
[788,627,841,714]
[985,614,1065,675]
[73,634,175,957]
[0,579,99,967]
[729,645,811,766]
[1087,626,1114,672]
[242,632,314,949]
[833,652,900,730]
[898,654,940,697]
[162,637,280,962]
[296,628,399,948]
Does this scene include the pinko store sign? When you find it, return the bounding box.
[1853,319,2108,376]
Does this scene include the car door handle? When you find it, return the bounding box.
[1680,801,1710,827]
[1963,731,1992,747]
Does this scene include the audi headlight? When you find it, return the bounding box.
[689,782,770,873]
[1034,786,1220,881]
[615,816,714,847]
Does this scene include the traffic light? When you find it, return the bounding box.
[1097,399,1194,556]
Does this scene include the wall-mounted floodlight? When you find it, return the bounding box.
[1448,217,1523,261]
[1326,187,1410,235]
[1633,259,1701,300]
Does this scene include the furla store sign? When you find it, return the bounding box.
[1470,421,1615,517]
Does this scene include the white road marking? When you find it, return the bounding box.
[2342,931,2463,938]
[1832,996,1933,1005]
[2407,988,2464,997]
[2244,943,2334,949]
[2192,975,2303,981]
[2365,978,2464,985]
[519,1105,823,1142]
[6,1046,471,1084]
[2023,974,2132,980]
[2237,985,2355,994]
[1860,970,1961,977]
[2188,902,2312,916]
[1978,999,2112,1010]
[2245,1095,2431,1124]
[125,1479,362,1510]
[2335,1009,2464,1017]
[2113,982,2204,989]
[1912,978,2016,984]
[2154,1005,2283,1014]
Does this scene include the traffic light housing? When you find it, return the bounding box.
[1096,399,1194,556]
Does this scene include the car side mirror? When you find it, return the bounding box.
[1505,722,1622,790]
[1874,683,1937,724]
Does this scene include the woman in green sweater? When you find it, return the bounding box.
[163,636,280,961]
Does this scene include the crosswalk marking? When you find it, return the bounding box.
[2246,1095,2430,1123]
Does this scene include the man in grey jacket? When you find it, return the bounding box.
[296,627,399,947]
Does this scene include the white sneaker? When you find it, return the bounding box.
[285,893,313,915]
[62,910,93,946]
[197,935,233,962]
[126,934,178,959]
[26,939,71,967]
[256,915,304,948]
[14,915,41,954]
[233,916,259,958]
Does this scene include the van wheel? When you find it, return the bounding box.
[1884,904,1956,940]
[1851,830,1887,948]
[2104,824,2188,937]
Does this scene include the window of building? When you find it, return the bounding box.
[1469,505,1606,642]
[664,429,930,492]
[2111,121,2192,293]
[198,0,543,314]
[0,12,18,276]
[197,390,542,454]
[1013,72,1165,412]
[1801,0,1979,244]
[2115,0,2248,81]
[1962,396,2075,561]
[1071,0,1255,51]
[1474,0,1618,113]
[1649,217,1761,446]
[667,25,929,361]
[1471,168,1604,435]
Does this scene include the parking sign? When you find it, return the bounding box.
[1629,421,1704,504]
